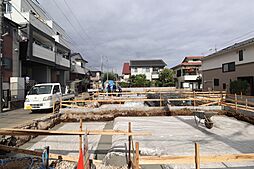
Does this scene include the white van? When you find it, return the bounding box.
[24,83,74,112]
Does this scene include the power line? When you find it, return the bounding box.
[61,0,104,58]
[51,0,89,44]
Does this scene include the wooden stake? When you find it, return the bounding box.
[128,122,132,169]
[193,91,196,106]
[135,142,140,169]
[246,99,248,110]
[235,93,237,112]
[79,118,83,150]
[160,93,162,107]
[52,97,55,114]
[195,143,200,169]
[220,91,223,106]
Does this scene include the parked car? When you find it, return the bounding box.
[24,83,75,112]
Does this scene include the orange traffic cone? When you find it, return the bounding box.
[77,148,84,169]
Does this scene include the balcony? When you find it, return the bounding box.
[56,54,70,68]
[182,75,200,81]
[151,71,159,79]
[151,74,159,79]
[72,65,87,75]
[5,12,54,36]
[33,43,55,62]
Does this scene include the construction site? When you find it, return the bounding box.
[0,87,254,169]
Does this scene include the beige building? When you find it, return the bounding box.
[202,38,254,95]
[172,56,203,90]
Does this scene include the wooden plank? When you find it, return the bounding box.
[139,153,254,165]
[61,98,164,103]
[168,98,221,101]
[0,128,151,136]
[200,101,219,106]
[140,155,194,164]
[222,103,254,112]
[0,144,77,162]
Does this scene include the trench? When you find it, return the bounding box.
[1,99,254,169]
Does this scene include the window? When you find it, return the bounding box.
[28,85,53,95]
[223,83,226,90]
[214,79,219,86]
[2,58,12,70]
[133,68,138,73]
[146,68,150,72]
[239,50,243,61]
[53,85,60,94]
[4,2,12,14]
[222,62,235,72]
[176,69,181,77]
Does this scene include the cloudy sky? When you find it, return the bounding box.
[39,0,254,73]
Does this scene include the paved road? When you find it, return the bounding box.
[0,108,51,128]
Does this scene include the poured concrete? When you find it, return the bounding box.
[111,116,254,168]
[22,115,254,169]
[24,122,106,158]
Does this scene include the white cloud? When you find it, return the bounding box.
[40,0,254,72]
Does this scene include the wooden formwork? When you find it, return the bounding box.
[130,142,254,169]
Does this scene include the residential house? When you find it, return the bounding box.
[70,53,89,93]
[122,62,130,82]
[172,56,203,90]
[129,59,167,81]
[89,70,102,89]
[4,0,71,91]
[202,37,254,95]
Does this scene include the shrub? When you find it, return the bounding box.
[230,80,249,95]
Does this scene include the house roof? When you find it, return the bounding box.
[182,56,203,62]
[171,62,202,69]
[70,53,88,63]
[171,55,203,70]
[130,59,167,67]
[203,37,254,61]
[122,63,130,74]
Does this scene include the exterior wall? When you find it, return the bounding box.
[130,67,162,81]
[202,43,254,95]
[173,66,202,90]
[202,44,254,71]
[203,62,254,94]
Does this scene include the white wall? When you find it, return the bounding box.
[202,44,254,71]
[131,67,153,80]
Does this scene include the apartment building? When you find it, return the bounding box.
[202,38,254,95]
[130,59,167,81]
[4,0,71,88]
[172,56,203,90]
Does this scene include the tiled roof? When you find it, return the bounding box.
[130,59,167,67]
[181,61,202,66]
[122,63,130,74]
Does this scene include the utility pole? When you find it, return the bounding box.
[0,0,4,113]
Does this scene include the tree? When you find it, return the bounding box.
[129,74,151,87]
[156,68,175,87]
[102,72,116,83]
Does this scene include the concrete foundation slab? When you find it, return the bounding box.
[111,116,254,168]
